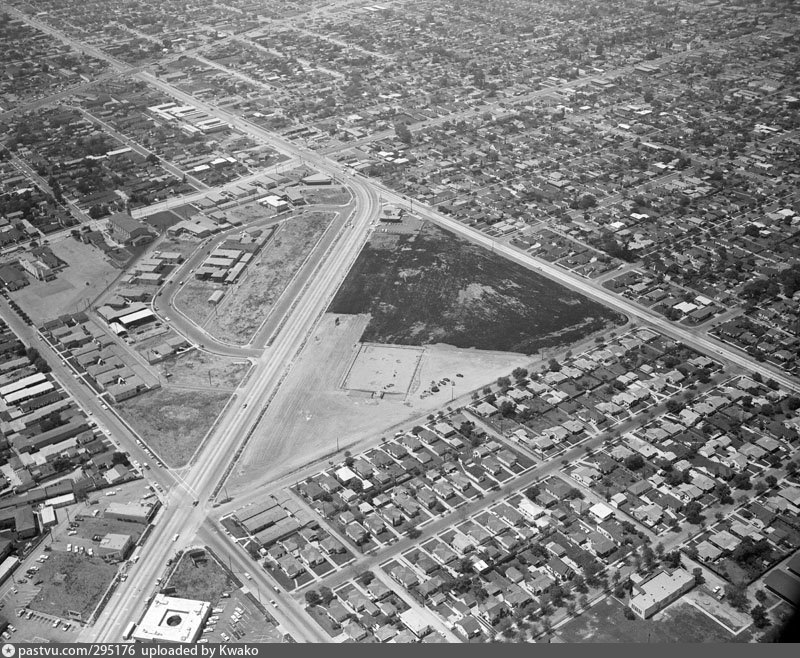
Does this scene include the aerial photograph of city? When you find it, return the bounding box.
[0,0,798,648]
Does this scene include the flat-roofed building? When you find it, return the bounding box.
[629,568,694,619]
[133,595,211,644]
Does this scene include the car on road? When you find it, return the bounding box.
[243,572,252,580]
[173,533,180,542]
[270,600,277,608]
[52,619,60,628]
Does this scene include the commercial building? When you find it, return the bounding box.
[98,533,133,560]
[0,556,19,586]
[107,213,155,246]
[105,502,156,524]
[132,595,211,643]
[764,570,800,607]
[629,568,694,619]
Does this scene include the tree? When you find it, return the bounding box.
[724,583,749,612]
[663,551,682,569]
[319,587,334,605]
[666,399,683,414]
[305,590,321,606]
[565,488,584,500]
[395,122,412,144]
[407,527,422,540]
[754,589,768,604]
[525,485,540,501]
[512,367,528,381]
[624,454,645,471]
[731,472,752,490]
[548,358,560,372]
[499,400,516,417]
[692,568,705,586]
[750,604,770,629]
[684,501,704,525]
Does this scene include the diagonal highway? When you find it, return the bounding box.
[82,174,378,644]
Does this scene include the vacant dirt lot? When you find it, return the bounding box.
[204,210,337,345]
[29,551,118,619]
[343,344,423,396]
[173,280,218,328]
[154,350,251,390]
[225,200,277,225]
[11,239,119,323]
[556,597,736,643]
[302,186,351,205]
[117,387,232,467]
[330,221,625,353]
[227,313,530,495]
[167,551,236,602]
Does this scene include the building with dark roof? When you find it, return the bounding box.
[764,570,800,607]
[107,213,155,246]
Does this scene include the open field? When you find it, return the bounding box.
[556,597,736,643]
[28,551,118,620]
[329,221,625,353]
[343,343,423,396]
[10,239,120,323]
[203,210,337,345]
[302,185,351,205]
[116,387,232,467]
[154,349,251,390]
[156,234,205,259]
[224,200,277,225]
[167,550,237,602]
[173,280,217,328]
[227,313,527,494]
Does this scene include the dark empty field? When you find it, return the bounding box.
[329,221,624,353]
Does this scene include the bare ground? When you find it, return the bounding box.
[116,387,232,468]
[154,349,251,390]
[226,313,527,494]
[29,551,118,619]
[203,210,337,345]
[11,238,119,323]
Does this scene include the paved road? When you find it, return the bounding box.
[151,197,356,357]
[84,173,380,643]
[0,298,189,497]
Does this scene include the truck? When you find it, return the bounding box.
[122,622,136,641]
